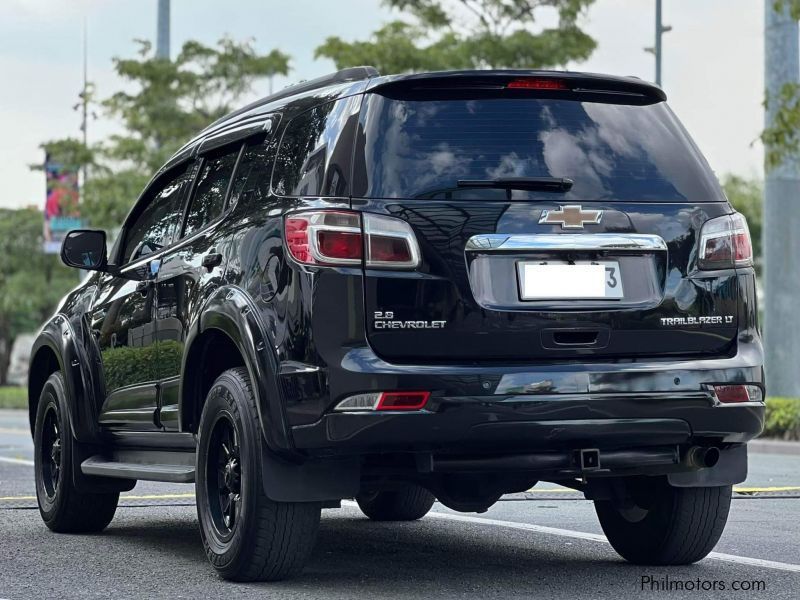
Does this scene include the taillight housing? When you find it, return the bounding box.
[698,212,753,270]
[285,210,420,269]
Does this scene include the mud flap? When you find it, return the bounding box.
[260,448,360,502]
[668,444,748,487]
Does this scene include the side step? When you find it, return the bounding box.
[81,450,196,483]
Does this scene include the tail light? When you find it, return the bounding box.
[285,210,420,269]
[698,212,753,270]
[711,384,763,404]
[507,78,569,90]
[334,391,431,412]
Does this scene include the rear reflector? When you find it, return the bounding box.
[376,391,430,411]
[334,391,430,412]
[507,78,569,90]
[712,384,763,404]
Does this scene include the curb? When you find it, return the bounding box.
[749,438,800,456]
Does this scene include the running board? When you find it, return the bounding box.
[81,450,196,483]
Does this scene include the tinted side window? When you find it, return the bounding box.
[228,138,273,207]
[183,146,241,237]
[123,166,191,263]
[272,95,361,197]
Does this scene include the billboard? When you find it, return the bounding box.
[43,155,83,254]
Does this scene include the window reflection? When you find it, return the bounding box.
[358,96,721,202]
[184,148,240,237]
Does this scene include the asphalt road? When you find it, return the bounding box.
[1,408,799,599]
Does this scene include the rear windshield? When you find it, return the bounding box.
[354,95,723,202]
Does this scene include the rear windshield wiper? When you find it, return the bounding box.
[456,177,574,193]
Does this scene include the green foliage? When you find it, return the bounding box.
[721,175,763,264]
[35,37,291,231]
[761,82,800,171]
[101,340,183,392]
[774,0,800,20]
[316,0,597,73]
[0,208,76,384]
[0,386,27,409]
[763,397,800,440]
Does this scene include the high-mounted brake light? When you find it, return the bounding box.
[285,210,420,269]
[711,384,762,404]
[698,212,753,270]
[333,391,431,412]
[507,78,569,90]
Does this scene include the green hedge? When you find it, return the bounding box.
[0,386,27,409]
[102,340,183,392]
[763,397,800,440]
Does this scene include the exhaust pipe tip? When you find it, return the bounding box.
[685,446,721,469]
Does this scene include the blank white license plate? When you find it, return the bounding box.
[517,261,624,300]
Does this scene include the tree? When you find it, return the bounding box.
[0,209,76,384]
[721,175,763,268]
[315,0,596,73]
[36,37,291,231]
[761,0,800,168]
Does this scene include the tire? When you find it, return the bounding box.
[356,484,435,521]
[34,372,119,533]
[594,476,731,565]
[195,367,321,582]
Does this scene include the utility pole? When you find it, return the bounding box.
[80,19,89,188]
[764,2,800,396]
[645,0,672,86]
[156,0,170,60]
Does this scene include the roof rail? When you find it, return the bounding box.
[202,66,380,134]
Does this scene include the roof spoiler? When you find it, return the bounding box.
[367,70,666,104]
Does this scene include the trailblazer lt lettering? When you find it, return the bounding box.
[660,315,734,327]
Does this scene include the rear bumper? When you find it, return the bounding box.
[289,339,765,456]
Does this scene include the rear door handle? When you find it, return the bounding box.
[202,251,223,271]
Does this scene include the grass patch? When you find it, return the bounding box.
[764,397,800,440]
[0,386,27,409]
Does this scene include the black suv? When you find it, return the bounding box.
[31,67,764,581]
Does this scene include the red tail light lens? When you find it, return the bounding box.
[376,391,430,411]
[285,211,362,265]
[507,78,569,90]
[698,212,753,269]
[317,231,362,261]
[712,384,763,404]
[285,210,420,269]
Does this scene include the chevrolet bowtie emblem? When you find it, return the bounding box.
[539,205,603,229]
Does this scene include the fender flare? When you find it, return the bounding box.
[28,314,101,444]
[182,286,296,459]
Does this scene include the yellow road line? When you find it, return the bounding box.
[2,487,799,503]
[733,486,800,493]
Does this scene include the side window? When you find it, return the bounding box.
[272,95,361,197]
[183,145,241,238]
[122,165,191,264]
[227,138,274,208]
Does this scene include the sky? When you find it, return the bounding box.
[0,0,765,210]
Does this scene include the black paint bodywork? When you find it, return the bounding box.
[29,69,764,500]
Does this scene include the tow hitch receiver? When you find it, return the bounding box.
[578,448,601,471]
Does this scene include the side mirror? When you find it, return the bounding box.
[60,229,108,271]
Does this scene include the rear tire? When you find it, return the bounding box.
[34,372,119,533]
[196,367,321,582]
[356,484,435,521]
[594,476,731,565]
